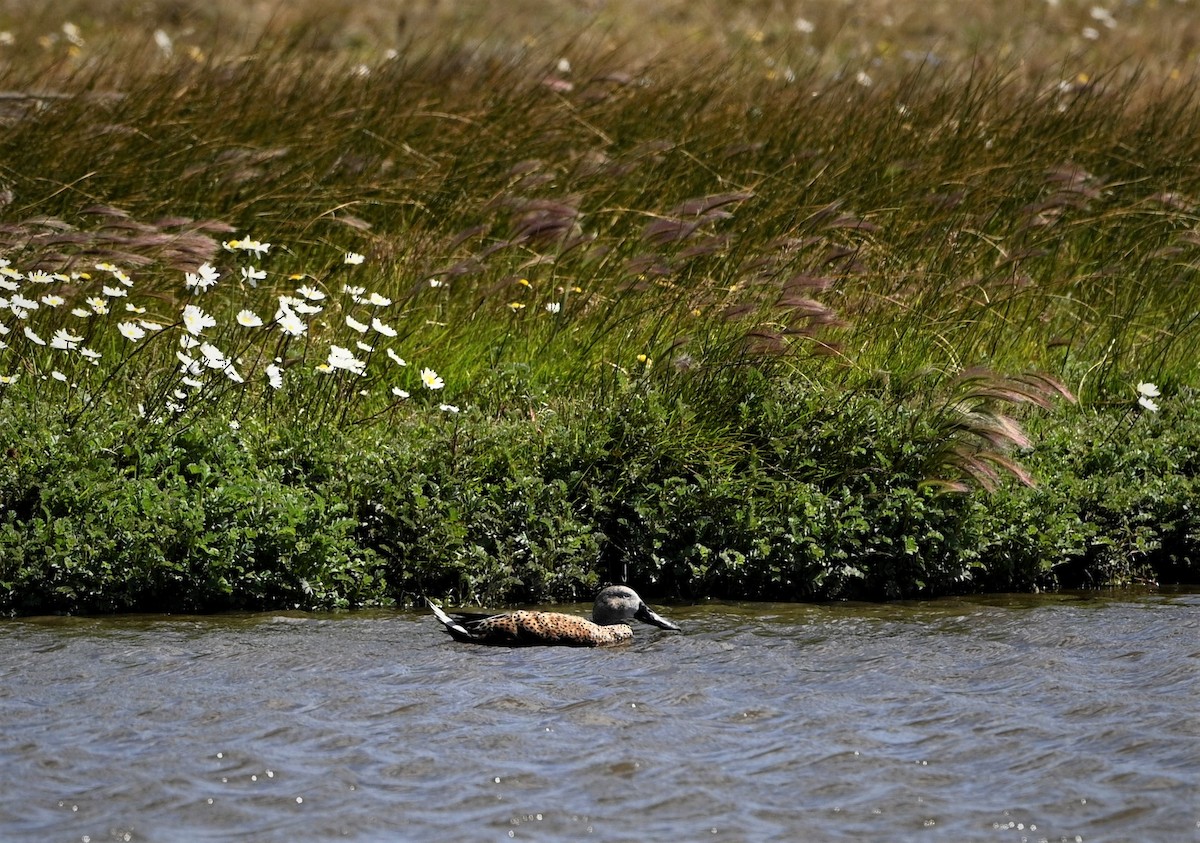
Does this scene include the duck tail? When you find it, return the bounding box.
[428,599,472,641]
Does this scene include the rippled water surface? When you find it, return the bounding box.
[2,589,1197,841]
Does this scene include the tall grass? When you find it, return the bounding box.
[2,39,1194,401]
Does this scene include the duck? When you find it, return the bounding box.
[428,585,681,647]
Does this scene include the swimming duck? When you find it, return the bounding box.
[429,585,681,647]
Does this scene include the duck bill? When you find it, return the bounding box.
[634,602,681,631]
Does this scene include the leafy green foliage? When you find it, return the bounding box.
[0,411,385,614]
[4,380,1195,616]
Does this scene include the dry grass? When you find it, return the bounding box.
[1,0,1199,92]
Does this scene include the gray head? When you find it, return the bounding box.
[592,585,681,631]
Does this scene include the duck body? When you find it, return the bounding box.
[429,586,680,647]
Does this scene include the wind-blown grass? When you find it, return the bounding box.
[0,4,1197,614]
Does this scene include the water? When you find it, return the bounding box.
[1,589,1197,842]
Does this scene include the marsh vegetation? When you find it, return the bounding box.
[0,1,1197,613]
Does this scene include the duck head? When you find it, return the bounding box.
[592,585,680,631]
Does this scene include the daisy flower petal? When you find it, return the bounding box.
[236,309,264,328]
[420,367,444,390]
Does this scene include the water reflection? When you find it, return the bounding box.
[1,589,1196,841]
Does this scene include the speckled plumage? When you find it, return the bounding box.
[429,586,680,647]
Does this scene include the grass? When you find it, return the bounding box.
[0,2,1198,614]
